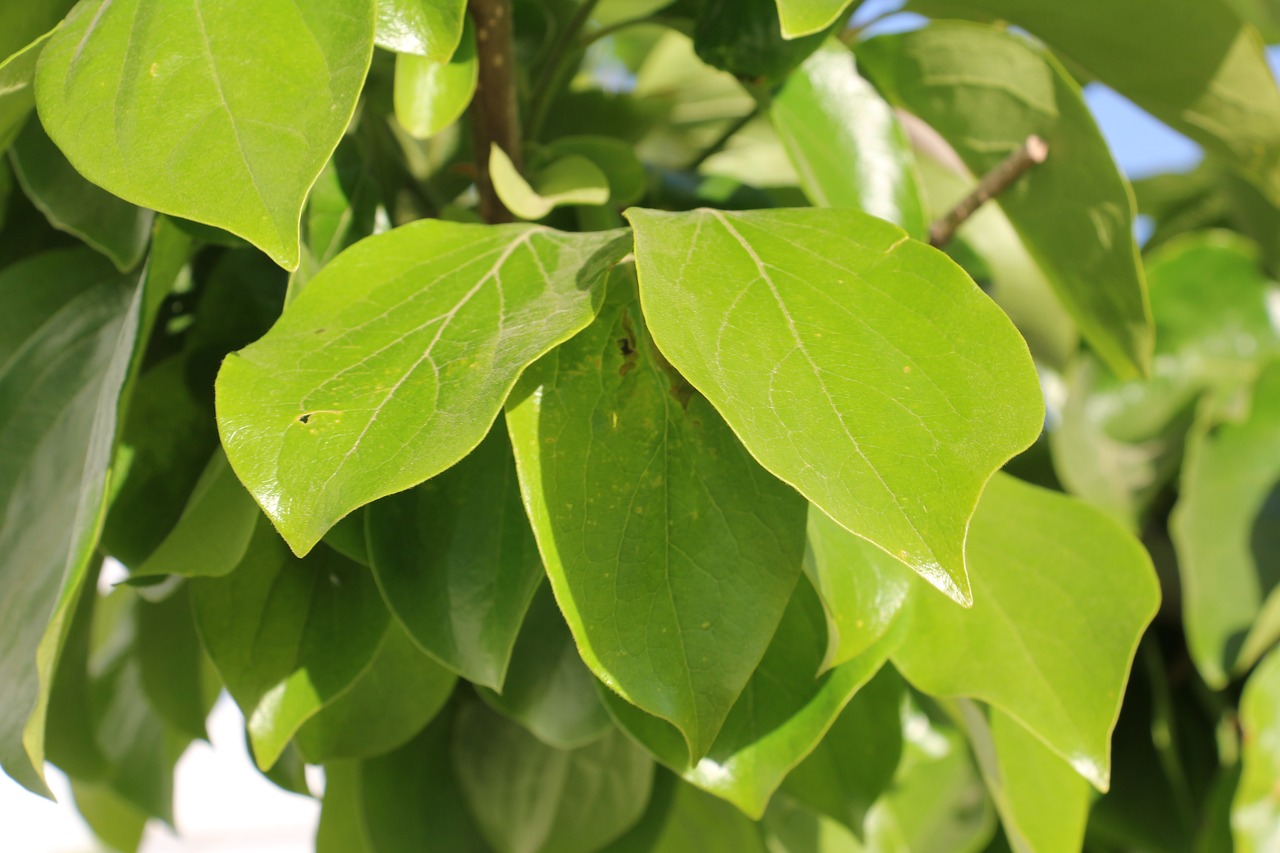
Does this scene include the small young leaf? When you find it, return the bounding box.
[216,220,630,555]
[506,267,807,760]
[891,473,1160,791]
[34,0,376,269]
[377,0,467,60]
[367,421,544,692]
[394,18,478,140]
[627,207,1043,604]
[1232,646,1280,851]
[775,0,856,38]
[490,145,611,221]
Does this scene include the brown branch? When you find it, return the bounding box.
[929,135,1049,248]
[469,0,521,224]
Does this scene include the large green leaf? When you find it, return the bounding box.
[858,22,1152,380]
[774,0,857,38]
[477,585,614,750]
[0,249,145,795]
[358,707,489,853]
[804,506,912,672]
[10,119,153,271]
[190,526,388,770]
[505,267,807,759]
[453,698,653,853]
[604,578,899,818]
[1233,646,1280,851]
[1174,360,1280,687]
[953,701,1091,853]
[772,43,926,239]
[34,0,376,269]
[296,619,456,763]
[627,207,1042,603]
[216,221,629,555]
[891,473,1160,791]
[376,0,466,60]
[780,666,905,835]
[907,0,1280,205]
[368,422,544,692]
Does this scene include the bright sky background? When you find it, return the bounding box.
[4,6,1277,852]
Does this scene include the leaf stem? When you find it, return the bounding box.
[928,135,1049,248]
[525,0,604,142]
[686,106,761,172]
[469,0,523,223]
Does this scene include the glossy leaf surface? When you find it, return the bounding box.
[891,474,1159,791]
[775,0,856,38]
[1174,361,1280,687]
[604,579,898,818]
[216,221,630,555]
[0,250,142,794]
[773,43,926,238]
[368,422,543,692]
[393,18,477,139]
[377,0,467,60]
[453,699,653,853]
[191,527,388,770]
[506,268,807,759]
[908,0,1280,205]
[628,206,1042,603]
[859,22,1152,380]
[34,0,376,268]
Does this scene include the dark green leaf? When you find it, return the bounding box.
[0,32,51,153]
[34,0,376,268]
[627,206,1043,603]
[368,422,543,691]
[506,266,807,759]
[775,0,857,38]
[135,587,219,741]
[216,221,629,555]
[190,526,389,770]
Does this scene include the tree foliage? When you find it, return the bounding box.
[2,0,1279,850]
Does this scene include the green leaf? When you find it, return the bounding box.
[543,136,648,207]
[477,585,614,750]
[317,762,373,853]
[0,32,52,153]
[358,707,490,853]
[368,422,544,691]
[907,0,1280,206]
[135,587,219,741]
[780,666,905,835]
[71,780,149,853]
[34,0,376,269]
[1173,360,1280,687]
[890,473,1160,791]
[491,145,612,221]
[296,620,456,763]
[605,578,899,818]
[10,118,154,271]
[761,794,867,853]
[304,139,386,274]
[453,698,654,853]
[505,266,807,760]
[216,220,629,555]
[130,449,260,582]
[627,206,1042,604]
[772,43,927,239]
[953,701,1090,853]
[858,22,1153,380]
[695,0,832,85]
[804,506,912,672]
[645,781,770,853]
[865,697,996,853]
[775,0,857,38]
[0,249,145,795]
[1232,646,1280,851]
[190,526,388,770]
[393,18,478,139]
[377,0,467,60]
[0,2,74,65]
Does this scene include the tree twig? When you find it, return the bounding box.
[928,135,1049,248]
[687,106,761,172]
[469,0,522,223]
[525,0,603,142]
